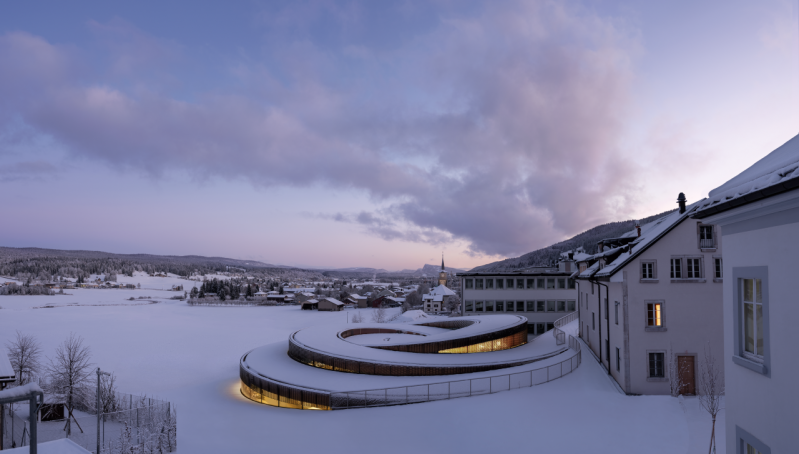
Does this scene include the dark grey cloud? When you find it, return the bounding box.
[0,1,640,257]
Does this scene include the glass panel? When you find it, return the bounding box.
[507,278,514,289]
[486,279,494,289]
[526,279,534,289]
[654,303,661,326]
[526,301,535,311]
[568,301,575,312]
[557,301,566,312]
[465,279,473,289]
[465,301,473,311]
[496,301,504,311]
[547,301,555,312]
[568,279,575,289]
[755,278,762,303]
[557,278,565,289]
[486,301,494,312]
[744,302,754,354]
[756,304,764,356]
[496,278,503,289]
[505,301,513,312]
[475,301,483,311]
[743,279,753,302]
[517,279,524,289]
[547,279,555,289]
[476,279,483,290]
[536,323,545,333]
[537,278,545,289]
[537,301,545,311]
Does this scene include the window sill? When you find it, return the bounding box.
[732,355,768,376]
[646,377,668,382]
[700,248,717,252]
[713,278,723,283]
[670,279,706,283]
[639,279,659,284]
[645,326,667,332]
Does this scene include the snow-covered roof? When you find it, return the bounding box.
[578,201,702,279]
[696,132,799,216]
[322,297,344,306]
[348,294,366,300]
[0,382,43,401]
[1,438,90,454]
[428,284,456,296]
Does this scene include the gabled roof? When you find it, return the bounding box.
[321,297,344,306]
[696,132,799,217]
[577,200,703,279]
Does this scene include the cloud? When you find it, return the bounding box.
[0,161,58,181]
[0,0,640,257]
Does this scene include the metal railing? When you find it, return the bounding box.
[699,238,715,249]
[329,334,581,409]
[552,311,579,345]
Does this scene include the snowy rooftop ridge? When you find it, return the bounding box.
[0,382,43,401]
[697,132,799,215]
[1,348,14,381]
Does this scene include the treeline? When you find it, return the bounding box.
[0,283,54,295]
[192,278,285,300]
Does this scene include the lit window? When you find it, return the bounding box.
[648,352,664,378]
[670,259,682,279]
[742,278,764,359]
[744,441,763,454]
[647,303,662,327]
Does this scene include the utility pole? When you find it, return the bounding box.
[96,368,110,454]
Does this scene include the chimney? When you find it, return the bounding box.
[677,192,687,214]
[635,223,641,237]
[568,251,574,260]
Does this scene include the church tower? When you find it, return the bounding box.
[438,253,447,286]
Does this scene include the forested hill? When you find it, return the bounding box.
[470,209,677,272]
[0,247,310,280]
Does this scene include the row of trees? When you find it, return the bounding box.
[0,283,54,296]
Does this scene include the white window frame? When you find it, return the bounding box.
[645,300,666,332]
[670,258,682,279]
[686,257,703,279]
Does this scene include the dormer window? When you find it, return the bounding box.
[699,225,716,250]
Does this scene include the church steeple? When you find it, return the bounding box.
[441,253,445,271]
[438,253,447,286]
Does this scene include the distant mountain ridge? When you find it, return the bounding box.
[470,209,677,272]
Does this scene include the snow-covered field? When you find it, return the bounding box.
[0,296,723,453]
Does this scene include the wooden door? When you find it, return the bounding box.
[678,356,696,395]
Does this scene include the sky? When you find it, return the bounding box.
[1,0,798,270]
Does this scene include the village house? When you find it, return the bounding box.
[575,193,723,395]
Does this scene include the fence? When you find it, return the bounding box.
[2,391,176,453]
[552,311,579,346]
[329,334,581,409]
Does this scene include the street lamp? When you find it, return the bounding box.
[96,368,111,454]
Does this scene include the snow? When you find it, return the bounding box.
[0,295,721,453]
[0,382,43,400]
[1,345,14,380]
[698,132,799,212]
[388,310,432,323]
[1,439,90,454]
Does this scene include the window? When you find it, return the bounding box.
[505,301,513,312]
[496,301,504,311]
[486,279,494,289]
[465,301,474,311]
[580,263,587,273]
[567,300,575,312]
[744,442,763,454]
[546,279,555,289]
[546,323,554,331]
[742,278,764,360]
[614,302,619,325]
[516,278,524,289]
[699,225,715,249]
[557,278,566,289]
[536,301,545,312]
[686,258,702,278]
[536,323,545,334]
[648,352,665,378]
[465,279,473,289]
[496,278,504,289]
[568,278,576,289]
[546,301,556,312]
[737,426,770,454]
[647,303,662,327]
[714,258,723,279]
[642,261,655,279]
[592,312,595,330]
[616,347,620,372]
[475,279,483,290]
[516,301,524,311]
[557,301,566,312]
[526,301,535,311]
[485,301,494,312]
[536,278,545,289]
[670,258,682,279]
[475,301,483,311]
[526,279,535,289]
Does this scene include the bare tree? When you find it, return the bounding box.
[44,333,94,436]
[5,330,42,385]
[351,311,363,323]
[667,345,688,397]
[372,306,388,323]
[401,300,412,313]
[698,345,724,454]
[405,291,422,308]
[417,283,430,296]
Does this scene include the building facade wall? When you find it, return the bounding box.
[706,197,799,454]
[579,216,724,395]
[461,274,577,335]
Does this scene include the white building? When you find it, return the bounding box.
[694,133,799,454]
[422,284,456,313]
[576,194,724,395]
